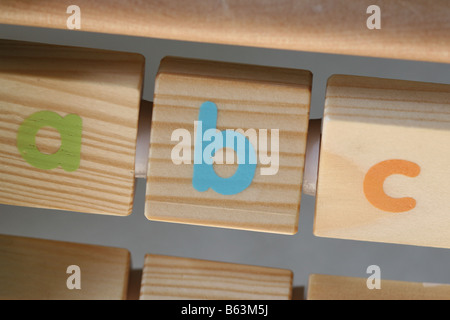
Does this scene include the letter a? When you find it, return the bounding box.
[66,265,81,290]
[17,111,82,172]
[366,5,381,29]
[67,5,81,30]
[193,101,256,195]
[366,265,381,290]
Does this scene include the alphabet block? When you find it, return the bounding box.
[315,75,450,248]
[146,57,312,234]
[140,254,293,300]
[0,234,130,300]
[0,40,144,215]
[308,274,450,300]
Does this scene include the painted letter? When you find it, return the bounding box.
[17,111,82,172]
[363,160,420,212]
[193,101,256,195]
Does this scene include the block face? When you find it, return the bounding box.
[308,274,450,300]
[315,75,450,248]
[140,254,293,300]
[0,40,144,215]
[146,57,312,234]
[0,234,130,300]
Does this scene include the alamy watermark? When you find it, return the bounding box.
[66,5,81,30]
[170,101,280,176]
[367,265,381,290]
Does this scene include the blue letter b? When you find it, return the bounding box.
[193,101,256,195]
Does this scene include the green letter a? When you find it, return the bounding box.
[17,111,82,172]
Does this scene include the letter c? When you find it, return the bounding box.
[363,160,420,213]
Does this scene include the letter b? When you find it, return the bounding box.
[17,111,82,172]
[193,102,256,195]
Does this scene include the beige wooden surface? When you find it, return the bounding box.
[308,274,450,300]
[315,75,450,248]
[140,254,293,300]
[0,234,130,300]
[0,39,144,215]
[146,57,311,234]
[0,1,449,64]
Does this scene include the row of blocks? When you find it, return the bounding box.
[1,40,450,248]
[1,234,450,300]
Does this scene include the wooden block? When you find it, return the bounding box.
[0,1,449,64]
[308,274,450,300]
[146,57,312,234]
[0,39,144,215]
[140,254,293,300]
[315,75,450,248]
[0,234,130,300]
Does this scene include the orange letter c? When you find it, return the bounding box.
[363,160,420,213]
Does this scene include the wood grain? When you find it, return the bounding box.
[0,234,130,300]
[0,39,144,215]
[140,254,293,300]
[308,274,450,300]
[0,1,449,64]
[315,75,450,248]
[146,57,311,234]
